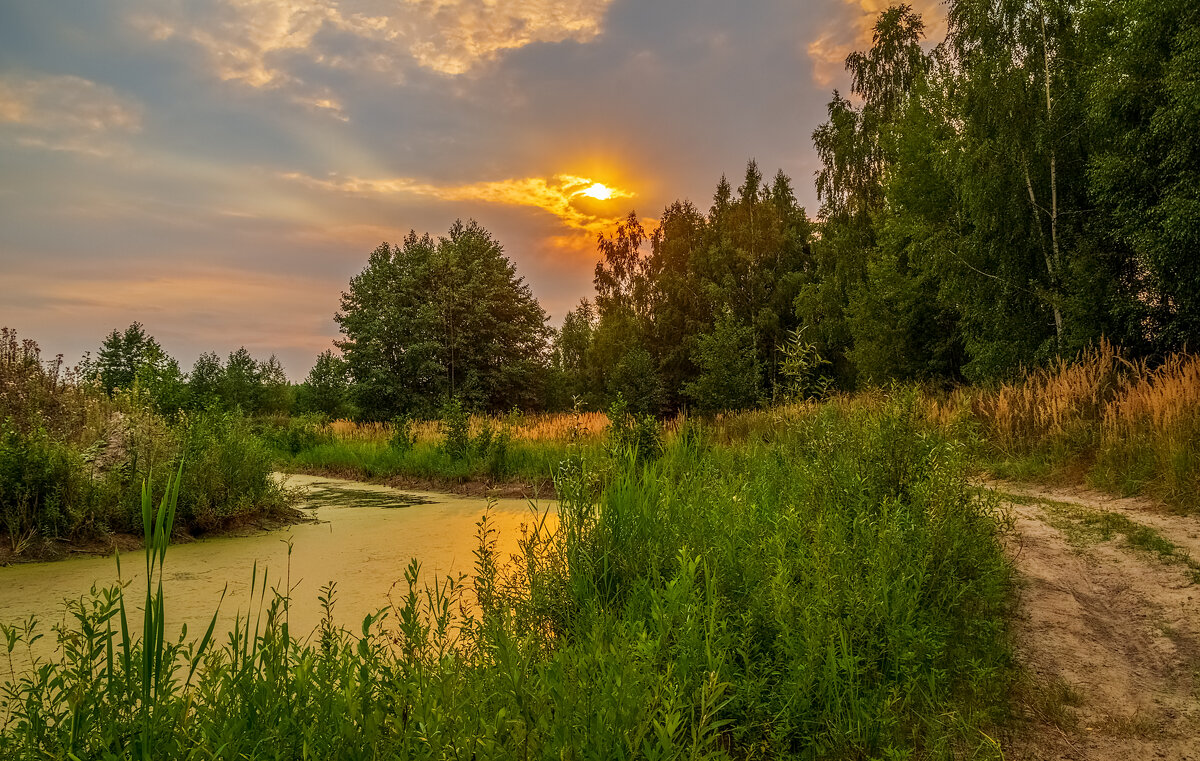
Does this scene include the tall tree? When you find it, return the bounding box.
[805,4,932,384]
[337,220,550,417]
[1086,0,1200,352]
[298,350,350,416]
[222,347,262,412]
[188,352,223,411]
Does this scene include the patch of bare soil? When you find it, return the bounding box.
[991,482,1200,760]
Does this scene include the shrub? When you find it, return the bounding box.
[174,412,290,530]
[388,415,416,452]
[439,397,471,460]
[606,395,662,465]
[0,422,93,551]
[258,414,332,455]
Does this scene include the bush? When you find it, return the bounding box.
[0,422,93,550]
[606,395,662,465]
[439,397,471,460]
[174,412,290,530]
[258,414,332,455]
[388,415,416,452]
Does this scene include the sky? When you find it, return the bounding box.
[0,0,945,379]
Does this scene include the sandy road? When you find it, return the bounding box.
[989,480,1200,760]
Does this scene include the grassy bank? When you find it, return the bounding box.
[268,345,1200,517]
[1,333,293,558]
[2,394,1012,759]
[264,408,622,495]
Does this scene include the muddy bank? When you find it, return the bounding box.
[0,505,310,567]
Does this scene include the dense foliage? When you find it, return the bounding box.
[548,0,1199,412]
[336,220,550,418]
[0,329,291,554]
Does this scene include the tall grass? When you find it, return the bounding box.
[275,409,611,489]
[2,393,1013,758]
[961,341,1200,510]
[326,409,612,445]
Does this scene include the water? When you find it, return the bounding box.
[0,474,555,666]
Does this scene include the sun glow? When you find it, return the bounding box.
[577,182,614,200]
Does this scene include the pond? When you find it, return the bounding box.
[0,474,555,667]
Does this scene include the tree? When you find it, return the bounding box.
[1086,0,1200,352]
[336,220,550,418]
[188,352,223,411]
[298,350,350,416]
[222,347,261,413]
[134,345,189,417]
[683,310,760,413]
[806,5,931,385]
[549,299,599,409]
[257,355,292,415]
[90,322,166,395]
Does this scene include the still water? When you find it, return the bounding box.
[0,474,554,665]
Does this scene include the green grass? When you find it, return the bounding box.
[282,437,590,491]
[2,394,1015,759]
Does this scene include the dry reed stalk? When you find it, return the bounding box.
[327,411,612,445]
[972,339,1137,450]
[1104,353,1200,435]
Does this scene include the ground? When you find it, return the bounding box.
[990,480,1200,760]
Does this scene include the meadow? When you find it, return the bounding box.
[2,393,1013,759]
[3,343,1198,758]
[273,342,1200,513]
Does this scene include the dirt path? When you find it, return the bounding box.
[988,480,1200,760]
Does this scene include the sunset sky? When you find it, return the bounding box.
[0,0,944,378]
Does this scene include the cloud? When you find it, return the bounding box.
[0,72,143,155]
[398,0,615,76]
[282,170,634,235]
[806,0,947,88]
[134,0,617,114]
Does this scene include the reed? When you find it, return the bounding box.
[327,410,613,445]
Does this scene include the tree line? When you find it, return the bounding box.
[71,0,1198,419]
[546,0,1199,412]
[77,323,298,417]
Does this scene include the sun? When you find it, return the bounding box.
[577,182,614,200]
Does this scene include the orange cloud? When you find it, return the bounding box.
[806,0,947,88]
[281,170,635,235]
[135,0,618,116]
[0,72,143,155]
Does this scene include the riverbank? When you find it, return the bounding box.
[0,504,309,566]
[0,473,549,669]
[282,463,556,500]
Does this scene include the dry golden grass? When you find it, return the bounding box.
[970,340,1139,452]
[1105,353,1200,434]
[327,411,612,445]
[965,340,1199,509]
